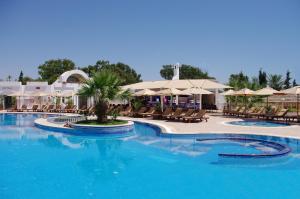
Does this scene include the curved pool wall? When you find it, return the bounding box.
[35,118,300,149]
[71,122,134,135]
[226,120,290,127]
[196,137,291,158]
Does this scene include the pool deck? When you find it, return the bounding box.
[119,114,300,139]
[3,111,300,140]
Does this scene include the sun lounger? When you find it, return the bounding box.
[140,107,156,117]
[235,107,246,117]
[182,110,209,123]
[248,107,265,118]
[7,105,17,112]
[65,105,77,113]
[163,108,183,120]
[30,104,39,112]
[271,108,288,120]
[18,105,27,112]
[283,113,299,122]
[228,106,240,116]
[42,104,54,112]
[223,106,230,115]
[152,107,172,120]
[261,106,279,119]
[119,106,132,116]
[172,109,194,120]
[241,107,257,118]
[131,107,147,117]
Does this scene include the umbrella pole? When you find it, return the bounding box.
[267,96,269,108]
[194,95,196,110]
[297,94,299,122]
[160,95,164,112]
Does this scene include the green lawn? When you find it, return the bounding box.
[76,120,128,126]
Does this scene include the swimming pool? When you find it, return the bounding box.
[1,113,300,199]
[227,120,290,127]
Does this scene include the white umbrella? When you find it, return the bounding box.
[7,91,24,109]
[183,87,212,109]
[23,91,51,97]
[52,91,75,97]
[221,89,236,96]
[7,91,23,97]
[183,87,212,95]
[156,88,191,96]
[282,86,300,120]
[221,89,236,109]
[254,86,283,107]
[133,89,156,97]
[234,88,255,96]
[234,88,255,108]
[155,88,191,111]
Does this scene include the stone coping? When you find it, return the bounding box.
[71,121,134,128]
[221,119,296,129]
[17,113,300,140]
[196,137,291,158]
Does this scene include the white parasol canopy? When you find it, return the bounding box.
[221,89,236,96]
[156,88,191,96]
[133,89,156,96]
[234,88,255,96]
[122,79,231,90]
[282,86,300,120]
[183,87,212,95]
[282,86,300,95]
[254,86,281,96]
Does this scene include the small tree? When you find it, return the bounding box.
[268,74,284,90]
[78,70,124,123]
[293,79,298,87]
[18,71,24,84]
[38,59,75,84]
[160,64,214,80]
[283,70,291,89]
[258,68,267,87]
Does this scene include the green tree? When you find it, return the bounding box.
[22,76,34,84]
[258,68,267,87]
[160,65,174,80]
[268,74,284,90]
[18,71,24,83]
[38,59,75,84]
[78,70,124,123]
[293,79,298,87]
[81,60,110,77]
[283,70,291,89]
[228,72,250,90]
[160,64,214,80]
[81,60,141,85]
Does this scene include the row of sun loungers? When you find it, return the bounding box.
[113,105,209,123]
[6,104,79,113]
[223,106,297,122]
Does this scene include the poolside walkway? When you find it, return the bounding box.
[120,114,300,139]
[4,110,299,140]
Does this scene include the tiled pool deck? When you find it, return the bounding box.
[24,110,300,140]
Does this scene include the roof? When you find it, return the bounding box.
[122,79,230,90]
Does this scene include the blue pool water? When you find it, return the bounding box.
[1,114,300,199]
[228,120,290,127]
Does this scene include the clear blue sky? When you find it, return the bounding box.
[0,0,299,83]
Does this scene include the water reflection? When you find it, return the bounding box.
[77,139,133,184]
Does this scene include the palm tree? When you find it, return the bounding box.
[268,74,284,90]
[78,70,124,123]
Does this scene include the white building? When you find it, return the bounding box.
[0,70,89,109]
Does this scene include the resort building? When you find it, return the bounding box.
[0,70,89,109]
[0,68,229,110]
